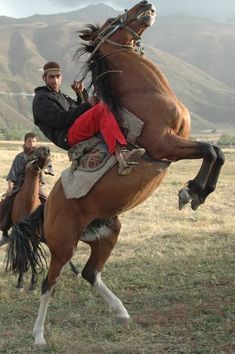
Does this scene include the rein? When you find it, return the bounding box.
[26,159,43,174]
[25,152,47,175]
[74,8,146,82]
[90,48,135,83]
[75,45,138,86]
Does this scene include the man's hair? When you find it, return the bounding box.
[24,132,37,142]
[43,61,61,74]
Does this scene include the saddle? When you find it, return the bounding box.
[61,108,145,199]
[68,135,110,172]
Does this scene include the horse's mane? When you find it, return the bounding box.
[75,24,121,115]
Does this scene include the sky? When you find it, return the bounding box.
[0,0,235,20]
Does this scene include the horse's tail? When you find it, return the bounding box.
[5,204,46,274]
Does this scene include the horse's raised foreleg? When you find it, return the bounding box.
[81,217,130,324]
[33,257,65,345]
[178,142,221,210]
[144,134,219,210]
[191,145,225,210]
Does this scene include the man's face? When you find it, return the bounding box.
[43,70,62,92]
[25,137,37,151]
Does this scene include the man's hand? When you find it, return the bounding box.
[71,80,84,94]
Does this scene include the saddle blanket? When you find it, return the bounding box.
[61,107,144,199]
[61,152,116,199]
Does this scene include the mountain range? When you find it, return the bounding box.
[0,4,235,133]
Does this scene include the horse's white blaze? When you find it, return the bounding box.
[33,291,52,345]
[94,272,130,319]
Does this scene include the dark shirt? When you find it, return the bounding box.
[33,86,91,150]
[7,151,27,188]
[7,151,45,188]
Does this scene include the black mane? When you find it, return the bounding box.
[75,24,121,115]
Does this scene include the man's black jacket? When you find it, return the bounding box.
[33,86,91,150]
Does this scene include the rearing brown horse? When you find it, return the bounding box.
[7,1,224,345]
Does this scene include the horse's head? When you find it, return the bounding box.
[26,146,51,173]
[76,1,156,111]
[79,1,156,51]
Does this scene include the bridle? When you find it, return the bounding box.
[74,6,150,82]
[25,149,49,174]
[89,9,145,60]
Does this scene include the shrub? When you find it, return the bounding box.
[1,127,26,140]
[0,127,49,142]
[218,134,235,146]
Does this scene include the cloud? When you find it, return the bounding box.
[46,1,131,11]
[47,0,122,9]
[2,0,235,19]
[0,0,74,18]
[46,0,235,18]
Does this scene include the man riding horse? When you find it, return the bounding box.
[33,61,145,175]
[0,132,53,246]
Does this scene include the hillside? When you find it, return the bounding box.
[0,5,234,133]
[146,46,235,130]
[144,16,235,90]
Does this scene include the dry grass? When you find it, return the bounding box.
[0,142,234,353]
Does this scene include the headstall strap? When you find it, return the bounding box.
[26,159,36,169]
[89,8,145,59]
[120,9,128,23]
[122,25,141,41]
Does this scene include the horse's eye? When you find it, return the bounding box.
[108,18,115,23]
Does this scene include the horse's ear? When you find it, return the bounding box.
[79,32,96,41]
[79,25,99,42]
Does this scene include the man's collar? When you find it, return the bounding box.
[46,85,60,93]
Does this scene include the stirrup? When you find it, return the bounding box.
[118,165,133,176]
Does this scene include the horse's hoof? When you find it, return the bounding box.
[33,333,47,345]
[115,317,129,328]
[191,195,203,211]
[178,187,192,210]
[16,285,23,289]
[34,338,47,346]
[28,287,37,292]
[16,285,24,292]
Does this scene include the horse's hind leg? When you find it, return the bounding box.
[81,217,129,324]
[16,273,24,289]
[16,271,38,291]
[68,260,80,276]
[191,145,225,210]
[28,271,38,291]
[33,256,66,345]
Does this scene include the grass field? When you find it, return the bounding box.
[0,141,234,353]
